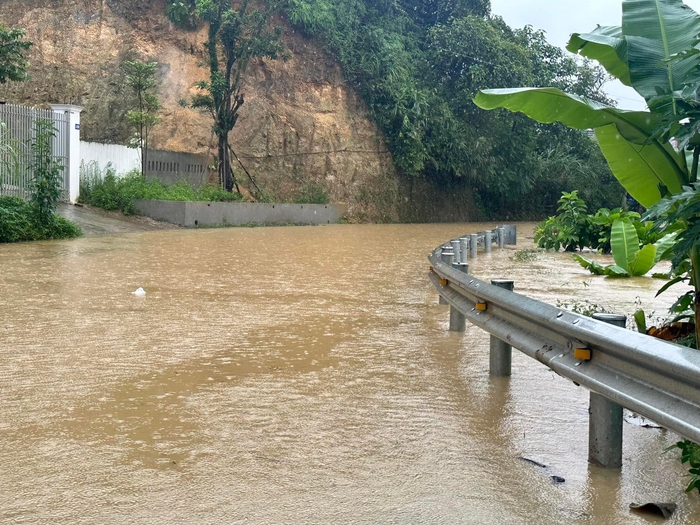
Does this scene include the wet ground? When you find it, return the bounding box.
[57,203,178,236]
[0,223,698,524]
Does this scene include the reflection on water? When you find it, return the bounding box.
[0,224,696,523]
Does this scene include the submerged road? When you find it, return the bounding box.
[0,222,697,523]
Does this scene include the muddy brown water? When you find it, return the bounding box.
[1,223,698,524]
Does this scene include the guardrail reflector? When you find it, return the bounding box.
[574,348,592,361]
[439,278,448,286]
[475,302,487,311]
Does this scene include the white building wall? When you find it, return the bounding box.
[80,141,140,177]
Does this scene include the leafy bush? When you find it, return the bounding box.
[534,191,593,251]
[293,182,329,204]
[0,196,81,243]
[29,120,64,226]
[79,170,243,214]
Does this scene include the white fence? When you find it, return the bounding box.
[0,104,69,199]
[80,141,140,177]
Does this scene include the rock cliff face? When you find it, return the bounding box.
[0,0,399,222]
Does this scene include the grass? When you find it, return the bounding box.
[0,196,82,243]
[79,168,243,214]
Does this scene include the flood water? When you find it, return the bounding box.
[1,223,698,524]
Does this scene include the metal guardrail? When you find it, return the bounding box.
[429,232,700,467]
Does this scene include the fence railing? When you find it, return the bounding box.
[0,103,69,200]
[429,230,700,468]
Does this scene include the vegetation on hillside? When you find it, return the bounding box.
[164,0,623,218]
[0,24,32,84]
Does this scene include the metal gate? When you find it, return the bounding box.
[0,103,69,200]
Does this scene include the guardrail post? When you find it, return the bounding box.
[489,279,514,376]
[588,313,626,468]
[469,234,478,259]
[484,230,492,253]
[449,302,466,332]
[459,237,468,262]
[497,227,506,249]
[439,248,454,305]
[451,240,462,264]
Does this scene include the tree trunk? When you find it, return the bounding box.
[691,245,700,350]
[218,133,234,192]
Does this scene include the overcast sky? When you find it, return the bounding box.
[489,0,700,110]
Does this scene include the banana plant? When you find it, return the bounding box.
[474,0,700,206]
[574,218,677,276]
[474,0,700,346]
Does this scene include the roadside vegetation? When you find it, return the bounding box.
[79,165,243,214]
[476,0,700,484]
[0,118,82,243]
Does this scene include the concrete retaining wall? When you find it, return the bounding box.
[132,200,347,227]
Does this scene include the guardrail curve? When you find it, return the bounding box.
[429,229,700,468]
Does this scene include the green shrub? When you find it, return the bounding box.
[294,182,329,204]
[29,120,64,226]
[79,170,243,213]
[0,195,82,243]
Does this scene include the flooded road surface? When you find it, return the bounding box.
[1,223,698,524]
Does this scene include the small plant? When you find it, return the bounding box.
[534,191,592,251]
[29,119,64,226]
[668,440,700,494]
[574,218,676,277]
[294,182,329,204]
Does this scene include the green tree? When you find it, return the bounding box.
[0,25,32,84]
[29,120,64,226]
[123,60,161,176]
[186,0,287,192]
[282,0,621,217]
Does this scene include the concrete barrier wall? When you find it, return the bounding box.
[132,200,347,227]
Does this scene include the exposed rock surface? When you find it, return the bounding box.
[0,0,401,222]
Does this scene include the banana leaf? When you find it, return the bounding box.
[573,254,608,275]
[567,26,631,86]
[653,231,678,264]
[473,89,687,206]
[595,124,684,206]
[628,243,657,275]
[623,0,700,103]
[611,217,640,269]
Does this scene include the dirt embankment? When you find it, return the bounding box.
[0,0,402,222]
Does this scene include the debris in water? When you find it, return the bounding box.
[519,457,566,484]
[132,287,146,296]
[629,502,677,519]
[624,411,663,429]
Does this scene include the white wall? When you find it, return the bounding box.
[80,141,140,177]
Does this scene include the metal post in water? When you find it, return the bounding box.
[498,227,506,249]
[451,240,462,264]
[438,248,454,305]
[484,230,492,253]
[588,313,626,468]
[489,279,514,376]
[449,303,466,332]
[448,261,469,331]
[469,233,478,260]
[459,237,469,263]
